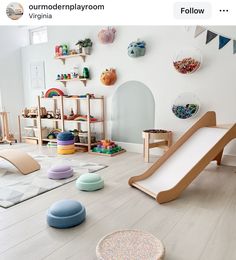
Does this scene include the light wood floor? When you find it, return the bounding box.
[0,144,236,260]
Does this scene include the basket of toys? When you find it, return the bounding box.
[78,131,96,144]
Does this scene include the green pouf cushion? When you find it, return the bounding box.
[76,173,104,191]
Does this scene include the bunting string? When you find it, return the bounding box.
[194,26,235,53]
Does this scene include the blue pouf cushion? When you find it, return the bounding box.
[47,199,86,228]
[57,131,74,141]
[76,173,104,191]
[48,164,73,180]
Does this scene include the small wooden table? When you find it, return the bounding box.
[143,130,172,162]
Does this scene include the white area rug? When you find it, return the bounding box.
[0,154,107,208]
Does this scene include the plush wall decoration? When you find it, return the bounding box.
[100,69,117,86]
[128,40,146,57]
[98,27,116,44]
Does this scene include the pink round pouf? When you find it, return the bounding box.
[96,230,165,260]
[48,165,74,180]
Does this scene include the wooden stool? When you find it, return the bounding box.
[96,230,165,260]
[143,130,172,162]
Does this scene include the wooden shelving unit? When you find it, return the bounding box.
[19,95,105,151]
[55,53,86,64]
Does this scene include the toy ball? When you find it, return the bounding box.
[100,69,117,86]
[98,27,116,44]
[128,40,146,58]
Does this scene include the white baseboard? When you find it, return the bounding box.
[116,142,165,156]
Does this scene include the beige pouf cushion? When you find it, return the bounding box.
[96,229,165,260]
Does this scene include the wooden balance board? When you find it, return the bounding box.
[0,149,40,175]
[129,111,236,204]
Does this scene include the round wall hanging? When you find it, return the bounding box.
[173,48,202,74]
[100,68,117,86]
[98,27,116,44]
[128,40,146,58]
[172,92,200,119]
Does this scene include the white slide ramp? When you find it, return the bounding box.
[135,127,228,196]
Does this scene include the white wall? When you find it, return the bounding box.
[20,26,236,155]
[0,26,28,136]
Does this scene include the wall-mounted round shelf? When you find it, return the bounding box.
[173,48,202,74]
[172,92,200,119]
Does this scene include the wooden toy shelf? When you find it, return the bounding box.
[56,78,88,87]
[55,54,86,64]
[19,95,105,151]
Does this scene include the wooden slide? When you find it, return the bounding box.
[0,149,40,174]
[129,111,236,204]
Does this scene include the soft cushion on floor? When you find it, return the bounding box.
[47,199,86,228]
[48,165,74,179]
[57,149,75,155]
[57,132,74,141]
[57,144,75,150]
[57,140,75,145]
[76,173,104,191]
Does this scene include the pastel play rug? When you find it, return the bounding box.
[0,154,107,208]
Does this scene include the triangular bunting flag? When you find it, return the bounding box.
[233,40,236,54]
[194,26,206,38]
[206,30,218,44]
[219,36,231,49]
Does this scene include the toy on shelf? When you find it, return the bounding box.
[44,87,66,97]
[47,142,57,148]
[92,140,125,156]
[98,27,116,44]
[173,48,202,74]
[128,40,146,58]
[22,107,47,118]
[67,108,77,120]
[55,44,69,57]
[74,115,97,122]
[70,129,80,143]
[47,129,61,140]
[82,67,90,79]
[71,66,79,78]
[78,131,96,144]
[100,68,117,86]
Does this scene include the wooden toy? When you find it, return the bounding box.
[129,111,236,204]
[100,69,117,86]
[142,129,172,162]
[0,149,40,174]
[47,111,55,119]
[22,107,47,118]
[44,88,65,97]
[92,140,125,156]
